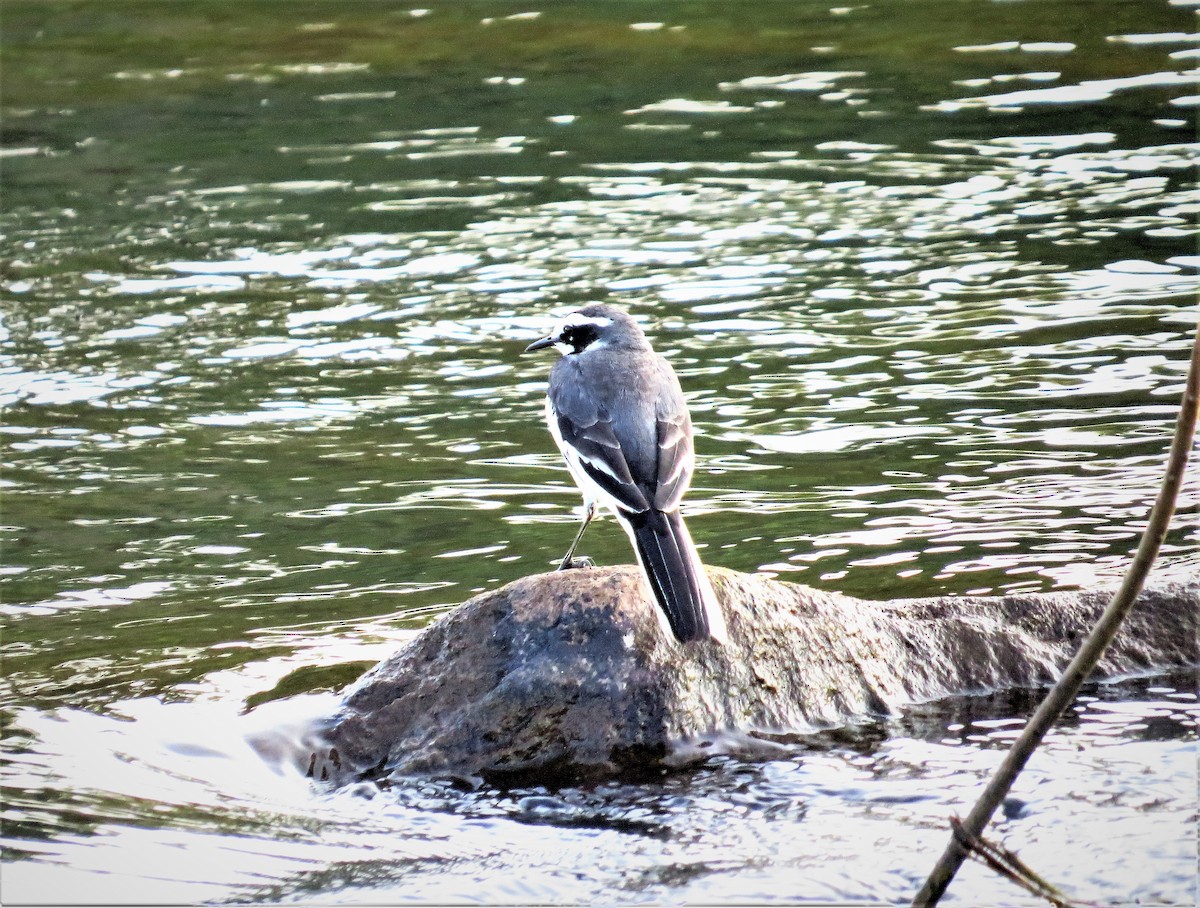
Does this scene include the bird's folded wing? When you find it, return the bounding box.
[555,409,651,513]
[653,412,693,510]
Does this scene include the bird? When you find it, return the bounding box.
[523,303,727,644]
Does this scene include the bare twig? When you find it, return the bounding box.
[913,326,1200,907]
[950,817,1089,908]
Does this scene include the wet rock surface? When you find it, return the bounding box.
[317,567,1199,784]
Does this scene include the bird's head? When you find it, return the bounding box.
[523,304,647,356]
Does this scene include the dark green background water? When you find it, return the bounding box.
[2,2,1197,904]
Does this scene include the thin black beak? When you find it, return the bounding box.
[524,336,556,353]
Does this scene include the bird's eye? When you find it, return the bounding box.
[561,323,599,351]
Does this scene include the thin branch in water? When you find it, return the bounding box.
[950,817,1097,908]
[913,327,1200,907]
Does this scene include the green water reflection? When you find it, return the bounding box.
[3,0,1197,705]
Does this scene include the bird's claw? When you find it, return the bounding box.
[557,555,595,571]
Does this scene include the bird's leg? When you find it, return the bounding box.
[557,501,596,570]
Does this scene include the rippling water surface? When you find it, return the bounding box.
[2,2,1197,904]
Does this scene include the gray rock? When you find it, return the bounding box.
[316,566,1198,784]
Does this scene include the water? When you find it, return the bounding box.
[2,1,1197,904]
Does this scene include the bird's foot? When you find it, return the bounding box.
[556,555,595,571]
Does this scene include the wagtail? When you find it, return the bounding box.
[524,304,727,644]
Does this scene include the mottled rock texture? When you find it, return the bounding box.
[318,566,1198,784]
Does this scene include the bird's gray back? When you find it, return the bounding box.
[549,347,688,498]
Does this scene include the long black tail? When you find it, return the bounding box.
[627,508,726,644]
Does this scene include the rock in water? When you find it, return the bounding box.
[318,566,1198,784]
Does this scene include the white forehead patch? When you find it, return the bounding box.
[561,312,613,330]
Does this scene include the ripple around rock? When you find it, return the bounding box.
[317,566,1199,785]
